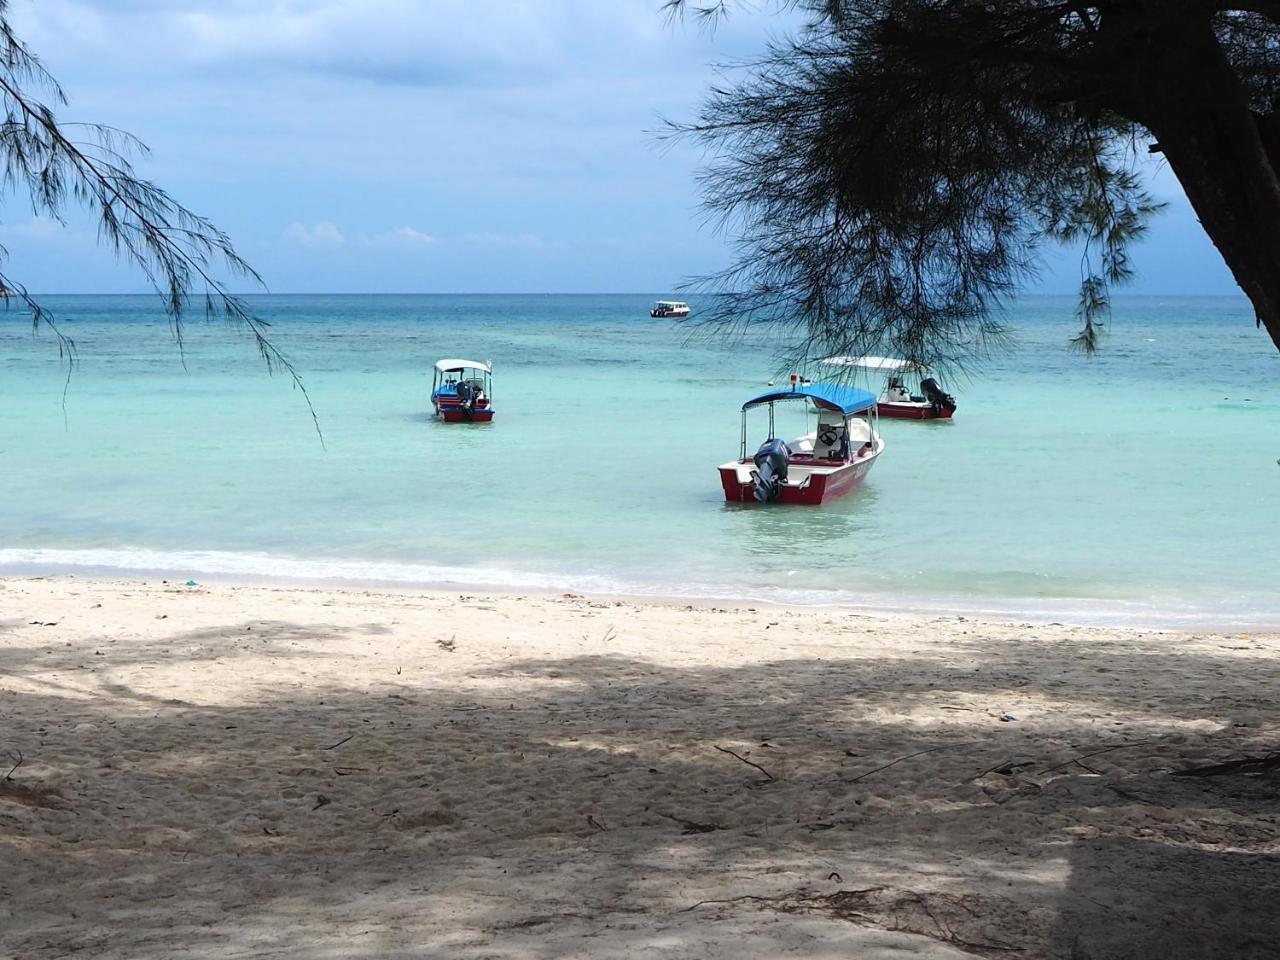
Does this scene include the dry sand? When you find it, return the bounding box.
[0,576,1277,959]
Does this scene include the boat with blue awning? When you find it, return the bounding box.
[431,358,494,423]
[717,376,884,505]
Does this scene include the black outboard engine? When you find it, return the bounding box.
[752,439,791,503]
[920,377,957,416]
[455,380,476,418]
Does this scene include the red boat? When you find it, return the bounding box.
[718,379,885,505]
[821,356,957,420]
[431,358,494,423]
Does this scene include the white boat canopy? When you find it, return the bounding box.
[435,358,492,374]
[820,355,927,372]
[654,300,688,308]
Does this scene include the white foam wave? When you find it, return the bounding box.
[0,546,625,594]
[0,546,1275,629]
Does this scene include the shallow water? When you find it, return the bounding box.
[3,293,1277,625]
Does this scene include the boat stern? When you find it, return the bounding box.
[718,461,753,502]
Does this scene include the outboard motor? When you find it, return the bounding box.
[455,380,476,419]
[751,438,791,503]
[920,377,957,416]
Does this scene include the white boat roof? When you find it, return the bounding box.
[654,300,688,307]
[820,355,926,372]
[435,358,491,373]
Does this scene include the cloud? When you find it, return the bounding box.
[0,1,814,294]
[286,221,344,246]
[17,0,583,88]
[0,216,68,239]
[382,226,438,246]
[10,0,777,89]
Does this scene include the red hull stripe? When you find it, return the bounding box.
[439,410,494,422]
[718,457,876,505]
[876,402,953,420]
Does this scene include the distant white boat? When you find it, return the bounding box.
[650,300,690,319]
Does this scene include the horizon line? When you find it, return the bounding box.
[19,290,1251,299]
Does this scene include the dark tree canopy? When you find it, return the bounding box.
[0,1,314,428]
[671,1,1280,364]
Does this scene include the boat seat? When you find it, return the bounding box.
[789,436,815,455]
[846,419,872,444]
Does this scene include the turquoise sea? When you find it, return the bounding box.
[2,294,1277,626]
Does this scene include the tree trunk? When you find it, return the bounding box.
[1101,7,1280,350]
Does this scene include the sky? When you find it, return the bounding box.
[0,0,1243,296]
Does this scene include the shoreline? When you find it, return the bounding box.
[2,558,1276,632]
[2,575,1276,959]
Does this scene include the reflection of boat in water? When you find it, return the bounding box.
[718,377,884,505]
[430,358,494,423]
[725,487,878,557]
[821,355,957,420]
[650,300,690,319]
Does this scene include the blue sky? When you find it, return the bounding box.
[1,0,1242,296]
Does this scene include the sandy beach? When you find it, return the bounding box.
[1,576,1277,959]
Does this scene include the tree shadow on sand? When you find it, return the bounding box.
[1,617,1277,959]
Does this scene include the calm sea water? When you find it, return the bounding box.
[2,294,1277,625]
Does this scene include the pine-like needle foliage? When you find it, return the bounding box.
[668,1,1173,365]
[0,3,318,433]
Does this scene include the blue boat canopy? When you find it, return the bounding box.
[742,382,877,415]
